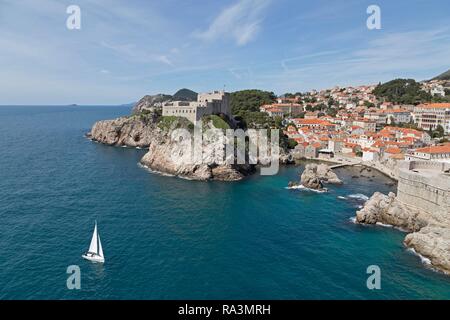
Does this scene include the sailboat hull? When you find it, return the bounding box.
[82,254,105,263]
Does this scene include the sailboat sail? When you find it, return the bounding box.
[88,223,98,254]
[82,221,105,263]
[97,234,104,258]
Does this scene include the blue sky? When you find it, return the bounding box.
[1,0,449,104]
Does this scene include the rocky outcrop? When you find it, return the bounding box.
[88,112,254,181]
[132,94,172,114]
[88,115,157,148]
[297,163,342,189]
[355,192,426,231]
[356,192,450,274]
[404,226,450,274]
[139,126,254,181]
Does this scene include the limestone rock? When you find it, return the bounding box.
[315,164,343,184]
[405,226,450,274]
[299,163,341,189]
[356,191,450,274]
[89,116,156,148]
[89,113,253,181]
[355,192,424,231]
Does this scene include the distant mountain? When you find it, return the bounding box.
[173,88,198,101]
[432,69,450,81]
[132,94,172,114]
[131,89,197,114]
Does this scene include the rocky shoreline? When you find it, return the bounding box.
[88,112,254,181]
[88,112,450,275]
[356,192,450,274]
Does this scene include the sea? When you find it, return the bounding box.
[0,105,449,299]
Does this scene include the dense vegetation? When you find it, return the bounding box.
[231,89,276,113]
[230,90,276,128]
[372,79,432,104]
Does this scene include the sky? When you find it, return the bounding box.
[0,0,449,105]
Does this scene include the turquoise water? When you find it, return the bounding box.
[0,105,449,300]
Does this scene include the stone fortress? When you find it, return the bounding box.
[397,160,450,216]
[162,90,231,124]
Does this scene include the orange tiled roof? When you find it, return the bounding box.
[418,103,450,109]
[385,147,402,154]
[415,144,450,154]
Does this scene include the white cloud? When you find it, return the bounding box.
[233,28,450,94]
[194,0,271,46]
[100,41,173,66]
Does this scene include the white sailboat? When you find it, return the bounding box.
[82,221,105,263]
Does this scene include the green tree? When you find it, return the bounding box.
[372,79,432,104]
[435,125,445,138]
[274,116,283,129]
[230,90,276,129]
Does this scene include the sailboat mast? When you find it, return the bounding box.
[95,220,99,255]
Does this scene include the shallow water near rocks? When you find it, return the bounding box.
[0,105,449,299]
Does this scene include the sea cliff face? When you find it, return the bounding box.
[88,116,157,148]
[88,112,254,181]
[356,191,450,274]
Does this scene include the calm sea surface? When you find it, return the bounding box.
[0,105,449,299]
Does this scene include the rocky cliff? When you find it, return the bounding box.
[87,114,158,148]
[88,111,254,181]
[132,94,172,114]
[356,192,450,274]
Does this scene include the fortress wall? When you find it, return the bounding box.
[408,160,450,172]
[397,167,450,215]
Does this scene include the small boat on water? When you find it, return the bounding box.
[82,221,105,263]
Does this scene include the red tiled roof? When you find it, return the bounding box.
[417,103,450,109]
[415,144,450,154]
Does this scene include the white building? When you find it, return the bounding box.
[431,85,446,97]
[414,103,450,134]
[405,144,450,163]
[384,109,412,124]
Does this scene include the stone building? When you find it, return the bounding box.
[414,103,450,134]
[162,90,231,124]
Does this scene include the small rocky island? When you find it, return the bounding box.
[356,161,450,274]
[289,163,342,190]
